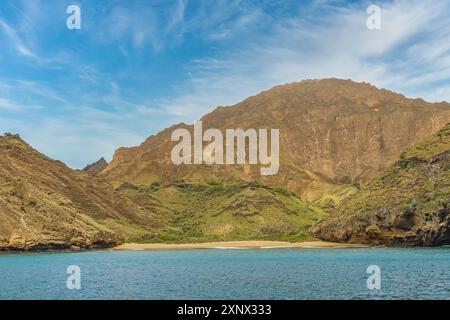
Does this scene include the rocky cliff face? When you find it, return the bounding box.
[101,79,450,199]
[0,134,161,251]
[312,124,450,246]
[83,157,108,175]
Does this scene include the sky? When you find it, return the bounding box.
[1,0,450,168]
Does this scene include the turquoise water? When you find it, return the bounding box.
[1,248,449,300]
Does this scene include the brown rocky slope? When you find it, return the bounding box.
[0,134,162,251]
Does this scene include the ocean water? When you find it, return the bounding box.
[0,248,449,300]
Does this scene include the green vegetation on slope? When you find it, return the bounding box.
[401,124,450,160]
[313,124,450,246]
[118,180,325,243]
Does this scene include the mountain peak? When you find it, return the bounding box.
[0,133,36,154]
[1,132,22,141]
[243,78,410,107]
[83,157,108,175]
[101,79,450,197]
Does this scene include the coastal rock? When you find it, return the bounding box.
[312,124,450,246]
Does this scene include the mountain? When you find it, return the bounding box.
[0,134,162,251]
[3,79,450,250]
[312,124,450,246]
[83,157,108,175]
[101,79,450,202]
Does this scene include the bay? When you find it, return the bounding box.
[0,248,449,300]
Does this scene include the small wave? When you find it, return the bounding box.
[209,246,249,250]
[260,246,293,249]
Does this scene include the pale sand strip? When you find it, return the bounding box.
[114,241,368,251]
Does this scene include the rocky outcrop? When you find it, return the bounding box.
[312,124,450,246]
[83,157,108,175]
[3,230,122,251]
[0,134,161,251]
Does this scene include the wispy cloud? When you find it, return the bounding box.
[0,18,38,60]
[94,0,189,52]
[0,97,24,110]
[167,0,187,32]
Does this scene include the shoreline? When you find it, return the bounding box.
[114,240,369,251]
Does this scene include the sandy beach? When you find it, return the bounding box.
[114,240,368,251]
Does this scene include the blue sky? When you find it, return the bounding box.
[1,0,450,168]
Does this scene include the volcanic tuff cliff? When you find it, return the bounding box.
[0,134,162,251]
[100,79,450,200]
[312,124,450,246]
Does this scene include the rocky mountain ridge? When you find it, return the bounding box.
[83,157,108,175]
[101,79,450,201]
